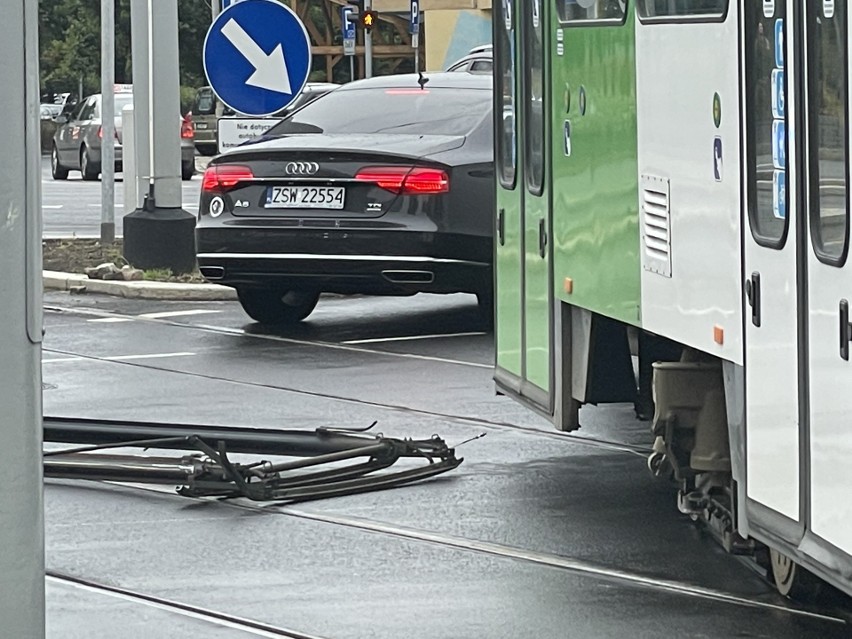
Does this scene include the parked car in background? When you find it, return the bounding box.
[196,72,494,325]
[51,88,196,181]
[191,82,340,156]
[445,44,493,74]
[40,104,62,120]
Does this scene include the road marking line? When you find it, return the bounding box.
[195,324,493,369]
[344,331,487,345]
[42,205,64,209]
[139,310,222,319]
[44,306,491,370]
[43,351,195,364]
[88,317,134,323]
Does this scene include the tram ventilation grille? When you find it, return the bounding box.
[641,175,672,278]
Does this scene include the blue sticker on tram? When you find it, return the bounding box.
[773,170,786,219]
[772,69,785,119]
[713,137,723,182]
[774,19,784,68]
[772,120,786,170]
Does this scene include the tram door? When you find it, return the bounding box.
[801,0,852,567]
[744,0,852,569]
[494,0,552,410]
[742,0,801,536]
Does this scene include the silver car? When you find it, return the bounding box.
[51,91,196,181]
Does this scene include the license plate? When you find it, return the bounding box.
[266,186,345,210]
[195,122,208,129]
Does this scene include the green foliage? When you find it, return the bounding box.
[39,0,210,101]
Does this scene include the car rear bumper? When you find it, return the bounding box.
[195,228,491,295]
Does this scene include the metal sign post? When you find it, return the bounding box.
[124,0,195,274]
[0,0,45,634]
[100,0,116,244]
[410,0,420,73]
[364,0,373,78]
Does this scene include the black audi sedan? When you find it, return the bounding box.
[195,72,494,324]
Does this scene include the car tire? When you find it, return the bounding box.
[181,161,195,181]
[80,147,99,181]
[50,145,69,180]
[237,288,320,324]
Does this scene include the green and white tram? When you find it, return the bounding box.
[493,0,852,599]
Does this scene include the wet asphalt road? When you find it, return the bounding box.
[41,291,852,638]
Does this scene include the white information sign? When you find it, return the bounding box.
[217,117,277,153]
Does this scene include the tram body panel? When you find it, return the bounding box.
[550,4,640,325]
[742,1,800,524]
[634,14,743,365]
[804,0,852,565]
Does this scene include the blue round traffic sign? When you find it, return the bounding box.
[203,0,312,117]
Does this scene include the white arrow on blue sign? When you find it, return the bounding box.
[204,0,312,117]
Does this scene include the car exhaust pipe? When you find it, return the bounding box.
[381,270,435,284]
[200,265,225,280]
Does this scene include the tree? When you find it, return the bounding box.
[39,0,211,108]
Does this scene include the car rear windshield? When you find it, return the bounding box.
[266,87,491,137]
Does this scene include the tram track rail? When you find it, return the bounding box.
[42,344,649,458]
[42,304,650,457]
[41,304,852,631]
[47,571,330,639]
[48,479,851,628]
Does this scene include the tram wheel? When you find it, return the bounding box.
[769,548,822,600]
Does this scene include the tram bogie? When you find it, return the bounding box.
[494,0,852,600]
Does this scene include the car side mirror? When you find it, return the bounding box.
[54,114,69,124]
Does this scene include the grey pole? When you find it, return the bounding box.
[364,0,373,78]
[0,0,45,635]
[100,0,116,244]
[124,0,196,274]
[129,0,150,212]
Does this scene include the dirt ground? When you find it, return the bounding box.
[42,238,204,283]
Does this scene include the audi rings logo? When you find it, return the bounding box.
[284,161,320,176]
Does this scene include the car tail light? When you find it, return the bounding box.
[181,114,194,139]
[202,165,254,191]
[97,126,118,140]
[355,166,449,195]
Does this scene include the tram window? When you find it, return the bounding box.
[557,0,626,24]
[495,0,516,188]
[744,3,788,247]
[808,2,849,265]
[525,0,545,196]
[637,0,727,20]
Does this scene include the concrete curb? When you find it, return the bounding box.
[43,270,238,301]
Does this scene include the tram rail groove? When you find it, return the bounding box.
[52,479,850,627]
[42,344,650,458]
[46,571,331,639]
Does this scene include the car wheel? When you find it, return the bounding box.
[181,161,195,181]
[237,288,320,324]
[80,147,99,181]
[50,145,69,180]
